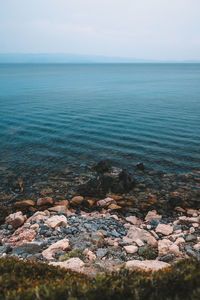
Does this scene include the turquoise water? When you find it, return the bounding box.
[0,63,199,175]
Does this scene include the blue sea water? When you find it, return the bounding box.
[0,63,199,175]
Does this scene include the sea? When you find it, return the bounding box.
[0,63,200,178]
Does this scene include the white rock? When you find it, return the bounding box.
[96,197,115,208]
[42,239,70,260]
[45,215,67,228]
[48,205,68,214]
[27,210,50,223]
[186,209,198,216]
[193,223,199,228]
[194,243,200,251]
[125,226,158,247]
[150,230,159,239]
[5,211,27,228]
[169,244,180,256]
[135,239,144,247]
[175,237,185,245]
[50,258,85,272]
[83,249,96,261]
[126,260,169,271]
[145,210,162,222]
[178,216,200,224]
[156,224,173,236]
[189,227,195,234]
[124,245,138,254]
[158,239,173,256]
[126,216,138,225]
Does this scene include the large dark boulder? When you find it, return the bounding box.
[93,160,112,174]
[78,168,136,197]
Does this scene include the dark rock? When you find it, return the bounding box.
[168,195,184,208]
[136,163,145,171]
[12,243,42,255]
[110,230,121,238]
[78,169,135,197]
[0,244,12,256]
[40,241,48,248]
[55,250,66,259]
[93,160,112,173]
[96,248,108,258]
[150,219,160,227]
[186,249,197,258]
[185,234,197,242]
[185,245,193,252]
[173,225,182,231]
[158,254,175,263]
[7,225,13,230]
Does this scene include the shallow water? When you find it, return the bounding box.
[0,63,200,175]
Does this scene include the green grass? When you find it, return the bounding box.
[0,257,200,299]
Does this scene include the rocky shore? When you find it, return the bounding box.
[0,161,200,298]
[1,198,200,275]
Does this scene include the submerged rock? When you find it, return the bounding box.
[78,168,136,197]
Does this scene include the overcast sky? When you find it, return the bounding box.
[0,0,200,60]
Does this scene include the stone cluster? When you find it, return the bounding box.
[1,195,200,274]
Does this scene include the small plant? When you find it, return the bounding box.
[140,246,158,260]
[59,249,86,262]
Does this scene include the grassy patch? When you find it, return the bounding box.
[59,249,87,262]
[0,257,200,299]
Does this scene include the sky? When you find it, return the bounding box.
[0,0,200,61]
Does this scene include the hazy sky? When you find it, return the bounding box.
[1,0,200,60]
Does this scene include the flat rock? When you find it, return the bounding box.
[54,200,69,207]
[126,216,138,225]
[145,210,162,222]
[125,226,157,247]
[12,243,42,255]
[50,258,85,272]
[42,239,70,260]
[70,196,84,206]
[14,200,35,208]
[45,215,67,228]
[156,224,173,236]
[126,260,170,271]
[97,197,115,208]
[48,205,68,214]
[27,211,50,223]
[37,197,53,206]
[124,245,138,254]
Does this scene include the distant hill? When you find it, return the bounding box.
[0,53,199,63]
[0,53,155,63]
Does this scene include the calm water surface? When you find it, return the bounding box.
[0,63,200,175]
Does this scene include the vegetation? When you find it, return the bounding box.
[59,249,87,262]
[0,257,200,299]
